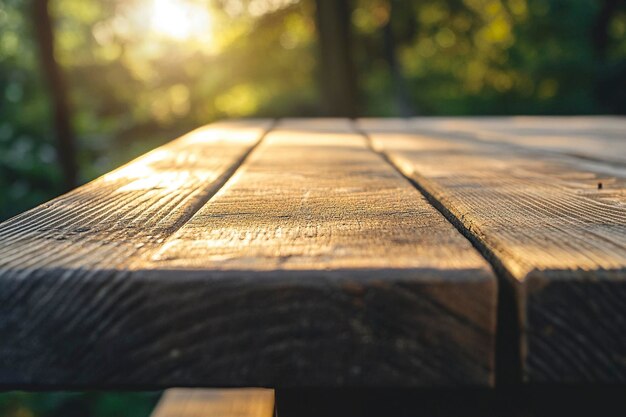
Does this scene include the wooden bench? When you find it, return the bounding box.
[0,117,624,416]
[151,389,274,417]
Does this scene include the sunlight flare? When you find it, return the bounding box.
[148,0,213,41]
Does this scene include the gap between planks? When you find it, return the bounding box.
[137,118,496,387]
[0,120,496,386]
[0,120,277,388]
[359,117,626,384]
[352,119,522,386]
[154,119,277,245]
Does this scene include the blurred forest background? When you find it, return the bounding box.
[1,0,625,222]
[0,0,625,414]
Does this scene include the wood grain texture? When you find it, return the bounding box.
[413,116,626,165]
[129,119,496,387]
[0,119,271,271]
[0,120,271,387]
[0,118,496,388]
[360,117,626,383]
[151,389,274,417]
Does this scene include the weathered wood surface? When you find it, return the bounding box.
[360,117,626,383]
[0,120,271,387]
[0,119,496,388]
[151,389,274,417]
[414,116,626,165]
[0,119,271,271]
[138,120,496,386]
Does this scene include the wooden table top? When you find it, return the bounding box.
[0,117,624,389]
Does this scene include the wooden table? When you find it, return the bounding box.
[0,117,625,415]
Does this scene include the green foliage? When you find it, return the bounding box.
[1,0,625,221]
[1,0,62,219]
[1,0,319,220]
[352,0,626,115]
[0,392,160,417]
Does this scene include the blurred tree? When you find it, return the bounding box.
[593,0,620,59]
[0,0,63,220]
[314,0,358,116]
[592,0,626,113]
[32,0,77,190]
[383,0,415,115]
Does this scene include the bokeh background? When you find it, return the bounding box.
[0,392,159,417]
[1,0,626,222]
[0,0,625,415]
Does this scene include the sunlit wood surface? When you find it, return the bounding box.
[0,117,624,388]
[151,389,274,417]
[412,116,626,164]
[144,119,496,386]
[360,117,626,383]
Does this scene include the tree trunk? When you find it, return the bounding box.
[591,0,622,61]
[383,0,415,116]
[32,0,78,191]
[314,0,358,117]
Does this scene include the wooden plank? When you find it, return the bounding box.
[151,389,274,417]
[360,117,626,383]
[0,118,495,388]
[0,120,271,387]
[414,116,626,165]
[128,119,497,387]
[0,119,271,271]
